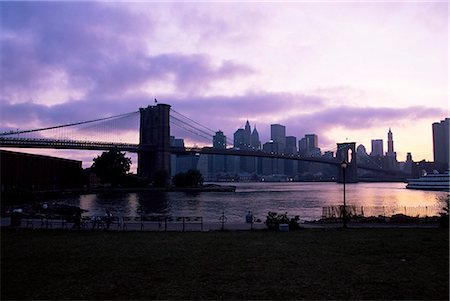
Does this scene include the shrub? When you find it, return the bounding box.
[172,169,204,187]
[265,211,301,231]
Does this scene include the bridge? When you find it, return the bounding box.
[0,103,402,183]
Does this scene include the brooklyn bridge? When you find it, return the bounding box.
[0,103,404,183]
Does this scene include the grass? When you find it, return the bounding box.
[1,228,448,300]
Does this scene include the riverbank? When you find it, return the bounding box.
[2,228,448,300]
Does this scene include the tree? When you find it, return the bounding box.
[172,169,204,187]
[91,149,132,186]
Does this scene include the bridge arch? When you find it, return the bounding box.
[336,142,358,183]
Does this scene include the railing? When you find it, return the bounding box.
[15,214,203,232]
[322,205,442,219]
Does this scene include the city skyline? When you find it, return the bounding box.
[0,1,448,166]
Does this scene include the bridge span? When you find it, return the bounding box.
[0,103,406,183]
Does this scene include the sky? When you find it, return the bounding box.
[0,1,448,169]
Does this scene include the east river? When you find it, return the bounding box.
[52,182,448,223]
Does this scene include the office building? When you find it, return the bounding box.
[371,139,383,156]
[285,136,297,154]
[385,128,397,169]
[271,124,286,151]
[250,126,261,150]
[213,131,227,149]
[432,118,449,165]
[234,129,245,149]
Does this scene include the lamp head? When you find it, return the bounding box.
[341,160,348,169]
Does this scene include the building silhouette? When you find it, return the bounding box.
[371,139,383,157]
[250,126,261,150]
[271,124,286,151]
[432,118,449,165]
[385,128,398,169]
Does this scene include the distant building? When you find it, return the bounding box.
[298,134,320,156]
[234,128,245,149]
[250,126,261,150]
[432,118,449,165]
[1,150,82,194]
[271,124,286,152]
[385,128,398,170]
[213,131,227,149]
[285,136,297,154]
[244,120,251,147]
[170,136,185,147]
[371,139,383,156]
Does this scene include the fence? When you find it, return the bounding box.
[322,205,441,219]
[16,214,203,231]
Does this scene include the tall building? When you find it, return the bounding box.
[213,131,226,149]
[371,139,383,156]
[244,120,251,147]
[385,128,397,169]
[285,136,297,154]
[234,129,245,149]
[271,124,286,151]
[432,118,449,165]
[387,128,394,154]
[298,134,320,156]
[298,138,307,156]
[250,126,261,150]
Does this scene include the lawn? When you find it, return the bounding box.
[1,228,448,300]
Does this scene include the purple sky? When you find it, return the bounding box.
[0,1,448,168]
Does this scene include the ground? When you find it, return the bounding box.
[1,228,448,300]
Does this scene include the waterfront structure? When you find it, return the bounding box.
[432,118,449,165]
[1,150,82,193]
[371,139,383,157]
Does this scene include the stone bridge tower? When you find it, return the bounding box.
[336,142,358,183]
[137,104,171,183]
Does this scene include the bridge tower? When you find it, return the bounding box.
[137,104,171,183]
[336,142,358,183]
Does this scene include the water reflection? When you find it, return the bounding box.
[54,183,448,222]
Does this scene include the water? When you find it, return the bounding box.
[54,182,448,222]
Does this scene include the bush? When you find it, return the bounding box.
[265,211,301,231]
[438,195,449,229]
[172,169,204,187]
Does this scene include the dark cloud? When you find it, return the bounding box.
[0,2,254,100]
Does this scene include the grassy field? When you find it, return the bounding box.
[1,228,448,300]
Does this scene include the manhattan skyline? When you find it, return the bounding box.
[0,1,448,166]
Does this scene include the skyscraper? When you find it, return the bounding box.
[213,131,226,149]
[387,128,394,154]
[271,124,286,151]
[285,136,297,154]
[371,139,383,156]
[250,126,261,150]
[432,118,449,165]
[385,128,397,170]
[244,120,251,147]
[234,129,245,149]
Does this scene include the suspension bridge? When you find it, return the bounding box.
[0,103,402,183]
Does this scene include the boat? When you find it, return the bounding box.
[406,170,450,191]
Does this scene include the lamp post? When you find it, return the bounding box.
[341,160,348,228]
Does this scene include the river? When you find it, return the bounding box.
[52,182,448,222]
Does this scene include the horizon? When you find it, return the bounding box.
[0,1,448,168]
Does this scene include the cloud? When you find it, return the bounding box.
[0,2,255,103]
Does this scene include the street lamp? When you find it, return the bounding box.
[341,160,348,228]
